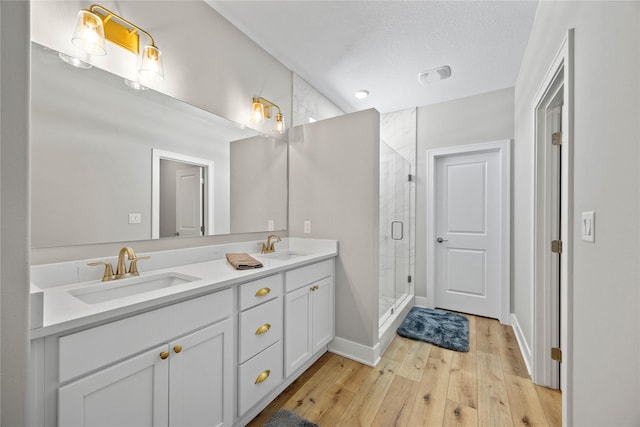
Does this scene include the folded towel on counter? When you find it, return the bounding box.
[225,253,263,270]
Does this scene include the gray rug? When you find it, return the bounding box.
[263,409,319,427]
[397,307,469,352]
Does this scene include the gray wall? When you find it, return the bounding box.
[1,1,30,424]
[513,2,640,424]
[230,135,288,233]
[289,109,380,348]
[415,87,515,300]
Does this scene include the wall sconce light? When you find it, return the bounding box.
[251,97,286,134]
[71,4,164,81]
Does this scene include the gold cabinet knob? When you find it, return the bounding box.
[255,287,271,297]
[160,351,169,360]
[255,324,271,335]
[310,285,319,291]
[173,345,183,354]
[255,370,271,384]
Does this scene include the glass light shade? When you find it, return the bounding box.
[71,10,106,56]
[252,101,265,124]
[124,79,149,91]
[58,52,93,69]
[275,113,285,134]
[139,45,164,81]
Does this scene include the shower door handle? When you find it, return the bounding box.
[436,237,448,243]
[391,221,404,240]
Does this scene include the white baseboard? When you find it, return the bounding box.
[414,296,429,307]
[510,312,533,376]
[328,337,380,367]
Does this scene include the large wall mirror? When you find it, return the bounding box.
[31,42,288,248]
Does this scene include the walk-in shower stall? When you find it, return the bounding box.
[379,141,413,333]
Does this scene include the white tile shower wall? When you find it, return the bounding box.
[292,74,344,126]
[380,109,417,297]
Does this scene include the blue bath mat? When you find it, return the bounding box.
[397,307,469,352]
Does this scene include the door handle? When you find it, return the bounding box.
[436,237,448,243]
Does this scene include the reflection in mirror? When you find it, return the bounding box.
[30,42,288,248]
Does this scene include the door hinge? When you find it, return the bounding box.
[408,174,414,182]
[408,275,412,283]
[201,225,205,234]
[551,347,562,362]
[551,240,563,254]
[552,132,562,146]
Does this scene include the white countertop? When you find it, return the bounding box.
[30,238,338,338]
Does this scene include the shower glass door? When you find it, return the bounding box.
[379,142,411,326]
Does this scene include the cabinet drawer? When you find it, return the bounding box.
[59,288,233,383]
[239,298,282,363]
[238,341,283,415]
[285,259,333,292]
[239,274,282,311]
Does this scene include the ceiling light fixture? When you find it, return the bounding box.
[251,97,286,134]
[354,90,370,99]
[71,4,164,81]
[418,66,452,85]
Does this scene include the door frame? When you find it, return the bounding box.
[532,30,574,426]
[426,140,511,324]
[152,149,214,239]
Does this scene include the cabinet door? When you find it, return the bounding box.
[169,318,233,427]
[58,345,169,427]
[284,285,312,377]
[311,277,334,354]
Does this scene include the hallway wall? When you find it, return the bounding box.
[513,2,640,425]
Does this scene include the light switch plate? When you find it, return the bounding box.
[128,213,141,224]
[267,220,274,231]
[581,211,595,242]
[304,220,311,234]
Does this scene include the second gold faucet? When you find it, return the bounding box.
[261,234,281,254]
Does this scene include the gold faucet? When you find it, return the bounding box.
[88,246,150,282]
[261,234,281,254]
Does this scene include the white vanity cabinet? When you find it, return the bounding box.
[284,260,334,377]
[55,289,234,427]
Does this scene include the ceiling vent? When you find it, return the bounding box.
[418,66,452,85]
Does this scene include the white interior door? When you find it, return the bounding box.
[428,141,510,323]
[176,166,203,237]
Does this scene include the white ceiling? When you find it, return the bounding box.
[207,1,539,114]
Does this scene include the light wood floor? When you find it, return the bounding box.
[248,314,561,426]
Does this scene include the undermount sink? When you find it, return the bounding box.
[69,272,201,304]
[259,250,310,261]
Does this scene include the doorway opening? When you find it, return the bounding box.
[152,149,214,239]
[532,29,574,425]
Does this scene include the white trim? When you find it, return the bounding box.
[426,140,511,324]
[328,337,380,367]
[413,295,429,308]
[530,29,574,427]
[151,149,215,239]
[511,313,533,376]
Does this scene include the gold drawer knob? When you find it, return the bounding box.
[160,351,169,360]
[255,287,271,297]
[173,345,183,354]
[255,370,271,384]
[255,324,271,335]
[310,285,319,291]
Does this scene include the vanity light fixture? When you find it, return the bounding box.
[418,66,452,85]
[58,52,93,69]
[251,97,286,134]
[71,4,164,81]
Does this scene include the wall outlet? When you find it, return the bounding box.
[304,220,311,234]
[128,213,141,224]
[267,220,274,231]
